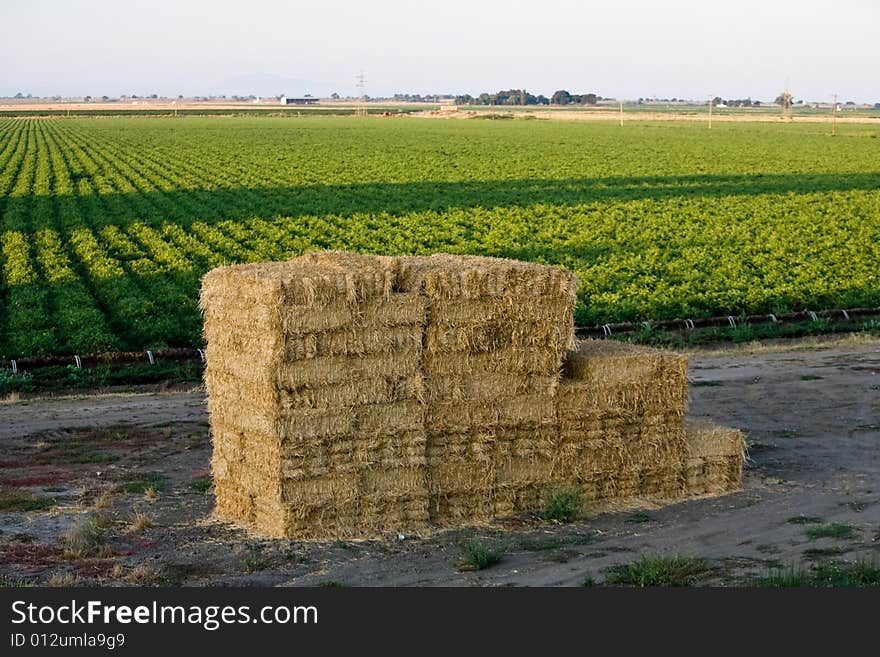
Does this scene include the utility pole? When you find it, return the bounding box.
[708,96,712,129]
[619,100,623,127]
[355,70,366,117]
[831,93,838,137]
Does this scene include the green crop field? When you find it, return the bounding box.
[1,115,879,358]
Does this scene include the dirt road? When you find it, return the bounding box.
[1,338,878,586]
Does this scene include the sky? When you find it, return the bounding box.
[2,0,878,102]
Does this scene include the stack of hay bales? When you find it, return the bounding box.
[555,340,690,504]
[201,250,745,540]
[396,255,580,522]
[683,420,747,496]
[201,252,430,539]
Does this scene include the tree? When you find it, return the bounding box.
[331,92,340,100]
[551,90,572,105]
[14,92,24,99]
[582,93,598,105]
[775,91,793,109]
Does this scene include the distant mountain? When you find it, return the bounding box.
[210,72,341,98]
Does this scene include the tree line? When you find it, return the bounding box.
[454,89,604,106]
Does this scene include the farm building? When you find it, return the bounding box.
[279,95,318,105]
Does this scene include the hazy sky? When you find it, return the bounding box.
[3,0,878,102]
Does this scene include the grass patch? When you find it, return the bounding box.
[187,477,213,493]
[846,500,869,512]
[692,380,723,387]
[460,538,505,571]
[582,572,595,587]
[0,575,37,588]
[62,516,114,558]
[128,513,154,533]
[803,547,849,560]
[123,473,166,494]
[540,484,582,523]
[625,512,653,523]
[745,440,774,452]
[603,555,712,587]
[515,533,594,552]
[243,555,268,573]
[804,523,858,540]
[0,490,57,512]
[799,375,824,381]
[318,580,347,587]
[787,515,822,525]
[753,560,880,587]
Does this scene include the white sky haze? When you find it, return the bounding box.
[2,0,878,102]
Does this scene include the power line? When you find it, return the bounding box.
[355,70,366,117]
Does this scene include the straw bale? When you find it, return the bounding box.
[277,347,422,387]
[285,325,423,361]
[428,297,573,326]
[683,420,746,496]
[281,430,426,480]
[684,459,743,496]
[559,340,688,416]
[282,375,424,410]
[425,373,557,402]
[424,320,570,355]
[425,394,555,433]
[396,254,580,301]
[422,348,564,376]
[204,251,395,307]
[355,400,425,435]
[281,293,428,334]
[554,436,627,478]
[684,419,748,460]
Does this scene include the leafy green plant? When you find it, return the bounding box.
[0,369,34,394]
[0,490,57,512]
[187,477,213,493]
[123,473,166,494]
[604,555,712,587]
[804,524,858,541]
[540,484,582,523]
[460,538,505,571]
[753,560,880,587]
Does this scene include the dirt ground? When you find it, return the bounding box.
[1,336,878,586]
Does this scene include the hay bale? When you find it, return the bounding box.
[202,251,429,539]
[554,340,690,505]
[683,420,747,496]
[394,255,578,525]
[560,340,689,417]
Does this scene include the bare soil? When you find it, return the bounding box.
[1,338,878,586]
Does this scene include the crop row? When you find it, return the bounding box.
[0,116,879,358]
